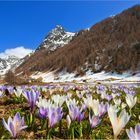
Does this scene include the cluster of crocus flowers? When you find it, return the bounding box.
[91,100,107,117]
[67,104,84,123]
[0,84,139,139]
[51,94,66,107]
[107,104,130,139]
[126,123,140,140]
[37,97,51,119]
[37,96,63,128]
[83,95,93,109]
[66,99,85,139]
[83,96,107,117]
[2,112,27,138]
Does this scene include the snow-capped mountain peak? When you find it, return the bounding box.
[0,55,20,75]
[37,25,75,51]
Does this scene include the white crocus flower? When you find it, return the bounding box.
[112,93,117,99]
[91,99,100,115]
[108,104,130,139]
[51,94,66,107]
[125,94,137,109]
[36,96,52,108]
[83,96,93,109]
[66,98,78,107]
[113,98,121,106]
[121,102,127,109]
[14,88,23,97]
[100,91,107,99]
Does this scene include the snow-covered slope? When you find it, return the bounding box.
[0,55,21,75]
[37,25,75,51]
[31,70,140,83]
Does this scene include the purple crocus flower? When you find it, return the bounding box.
[38,107,49,119]
[7,86,14,94]
[24,89,40,114]
[48,107,63,128]
[105,95,113,102]
[117,92,121,97]
[89,114,101,128]
[86,93,91,98]
[68,104,84,123]
[126,123,140,140]
[77,112,85,123]
[82,85,88,90]
[98,102,107,117]
[68,104,79,122]
[118,85,123,90]
[2,112,27,138]
[97,85,106,91]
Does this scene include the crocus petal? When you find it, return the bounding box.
[2,118,11,132]
[13,112,20,124]
[8,116,13,126]
[135,123,140,139]
[66,115,71,128]
[9,122,15,137]
[126,128,135,139]
[19,125,28,131]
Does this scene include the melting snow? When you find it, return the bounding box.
[30,70,140,83]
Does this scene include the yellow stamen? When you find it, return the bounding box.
[14,121,19,132]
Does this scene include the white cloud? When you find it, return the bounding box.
[0,46,34,59]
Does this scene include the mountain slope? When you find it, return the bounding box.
[16,25,75,75]
[16,5,140,76]
[0,56,20,75]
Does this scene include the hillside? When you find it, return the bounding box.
[16,5,140,77]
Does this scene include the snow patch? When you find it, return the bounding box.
[30,70,140,83]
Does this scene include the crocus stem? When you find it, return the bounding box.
[47,127,51,139]
[71,127,74,139]
[40,119,43,129]
[129,109,132,115]
[46,118,48,137]
[114,135,117,139]
[67,124,71,138]
[30,113,33,126]
[79,123,83,138]
[59,120,62,137]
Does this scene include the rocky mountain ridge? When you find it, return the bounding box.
[37,25,75,52]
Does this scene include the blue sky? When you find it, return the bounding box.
[0,1,139,56]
